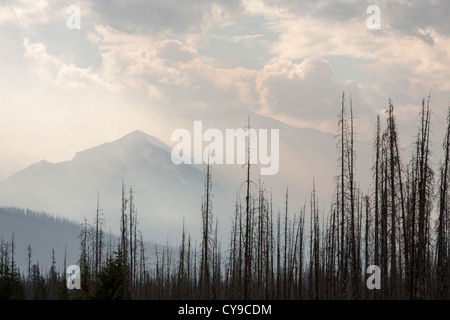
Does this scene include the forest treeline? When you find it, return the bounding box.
[0,93,449,300]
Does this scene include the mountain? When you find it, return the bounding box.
[0,206,169,274]
[0,207,82,274]
[176,110,374,207]
[0,130,235,245]
[0,112,375,247]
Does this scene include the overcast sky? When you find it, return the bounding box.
[1,0,450,180]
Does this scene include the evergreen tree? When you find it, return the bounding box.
[94,248,129,300]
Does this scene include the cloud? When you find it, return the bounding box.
[90,0,245,33]
[0,0,51,27]
[23,38,113,90]
[384,0,450,37]
[1,0,450,182]
[156,39,197,63]
[243,0,450,94]
[264,10,450,115]
[96,27,257,112]
[255,57,338,120]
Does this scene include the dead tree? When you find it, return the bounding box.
[436,105,450,299]
[200,161,213,298]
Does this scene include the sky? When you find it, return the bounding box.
[1,0,450,181]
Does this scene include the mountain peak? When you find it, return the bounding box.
[117,130,170,152]
[123,129,149,138]
[0,127,219,244]
[69,130,170,163]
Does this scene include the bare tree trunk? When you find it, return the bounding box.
[436,105,450,299]
[200,162,212,298]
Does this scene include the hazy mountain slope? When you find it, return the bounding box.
[192,110,374,209]
[0,130,234,245]
[0,206,170,275]
[0,207,81,274]
[0,111,375,246]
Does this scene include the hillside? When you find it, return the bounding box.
[0,207,81,273]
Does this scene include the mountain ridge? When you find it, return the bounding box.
[0,128,234,245]
[0,111,375,246]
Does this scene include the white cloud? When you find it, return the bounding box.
[90,0,244,34]
[255,57,337,119]
[95,27,257,111]
[23,38,114,90]
[0,0,50,27]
